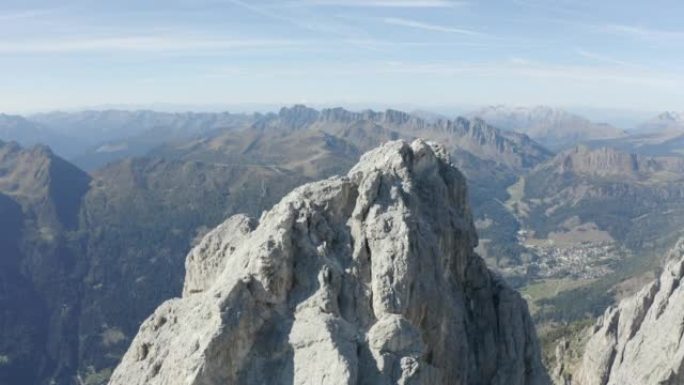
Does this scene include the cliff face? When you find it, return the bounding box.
[109,140,549,385]
[542,145,684,180]
[569,239,684,385]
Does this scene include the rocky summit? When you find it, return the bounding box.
[562,239,684,385]
[108,140,549,385]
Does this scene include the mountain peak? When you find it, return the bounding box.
[109,139,549,385]
[276,104,321,129]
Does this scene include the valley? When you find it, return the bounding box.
[1,105,683,385]
[4,1,683,383]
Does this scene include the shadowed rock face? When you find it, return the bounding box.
[0,142,91,385]
[0,193,44,385]
[109,140,549,385]
[569,240,684,385]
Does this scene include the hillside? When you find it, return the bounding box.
[0,141,91,385]
[521,145,684,249]
[501,145,684,322]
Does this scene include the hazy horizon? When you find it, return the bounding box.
[2,101,660,130]
[2,0,683,114]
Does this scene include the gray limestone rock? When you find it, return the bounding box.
[573,239,684,385]
[109,140,549,385]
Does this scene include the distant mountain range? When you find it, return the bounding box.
[2,105,681,170]
[0,111,254,170]
[2,105,684,385]
[0,106,553,385]
[578,111,684,159]
[469,105,627,151]
[635,111,684,133]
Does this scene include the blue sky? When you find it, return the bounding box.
[1,0,683,114]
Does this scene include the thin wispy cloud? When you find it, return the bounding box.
[292,0,465,8]
[511,0,584,16]
[383,17,482,36]
[0,36,304,54]
[0,8,55,21]
[575,48,634,67]
[204,59,682,90]
[1,0,682,111]
[354,60,682,94]
[227,0,368,38]
[341,38,527,50]
[603,24,684,41]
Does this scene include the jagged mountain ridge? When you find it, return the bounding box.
[260,105,552,170]
[0,106,552,172]
[178,104,552,208]
[109,140,550,385]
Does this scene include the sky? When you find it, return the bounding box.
[1,0,683,115]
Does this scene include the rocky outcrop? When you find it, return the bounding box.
[109,140,549,385]
[182,214,257,297]
[571,239,684,385]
